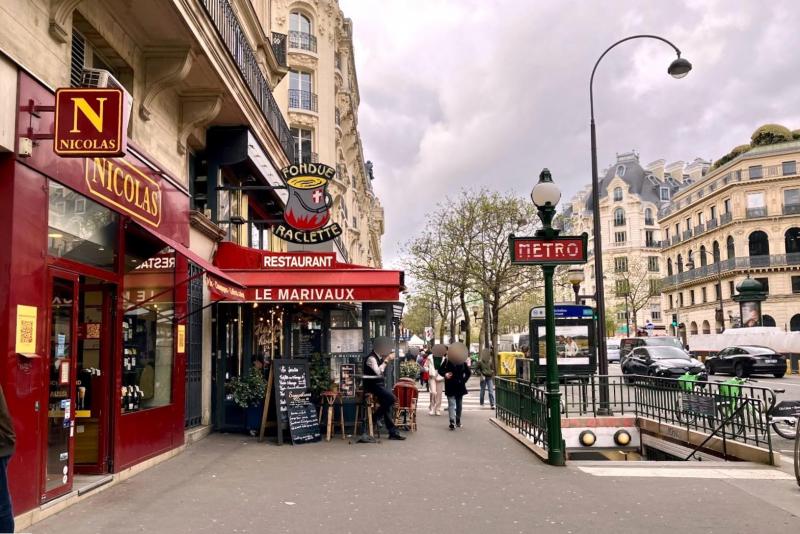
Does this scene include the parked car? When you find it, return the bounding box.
[705,345,787,378]
[619,336,684,362]
[606,339,621,363]
[621,346,706,381]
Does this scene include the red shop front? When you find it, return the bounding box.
[0,72,232,514]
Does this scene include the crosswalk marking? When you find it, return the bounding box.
[415,390,494,413]
[577,467,794,480]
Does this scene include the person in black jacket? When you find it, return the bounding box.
[438,342,471,430]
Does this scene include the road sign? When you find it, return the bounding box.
[509,234,588,265]
[531,305,594,319]
[646,322,654,331]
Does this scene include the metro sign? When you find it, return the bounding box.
[54,88,125,157]
[509,234,589,265]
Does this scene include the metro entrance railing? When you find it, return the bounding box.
[496,375,778,459]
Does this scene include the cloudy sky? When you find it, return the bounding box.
[339,0,800,267]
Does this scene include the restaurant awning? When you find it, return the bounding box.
[213,242,404,303]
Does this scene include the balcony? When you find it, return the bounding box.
[610,241,628,248]
[682,229,693,240]
[746,206,767,219]
[295,151,318,164]
[288,30,317,53]
[783,203,800,215]
[271,32,287,68]
[693,223,705,236]
[644,239,658,248]
[613,219,626,227]
[660,252,800,289]
[660,240,671,248]
[644,218,655,226]
[289,89,318,112]
[706,218,718,231]
[671,235,681,246]
[200,0,294,160]
[720,212,733,225]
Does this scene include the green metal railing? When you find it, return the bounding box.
[496,378,548,449]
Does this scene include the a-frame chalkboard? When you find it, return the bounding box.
[258,359,318,445]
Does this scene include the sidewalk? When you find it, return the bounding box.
[28,382,800,534]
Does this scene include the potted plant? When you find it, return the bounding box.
[227,366,267,433]
[309,352,332,406]
[400,360,421,380]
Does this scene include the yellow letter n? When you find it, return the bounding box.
[70,97,107,133]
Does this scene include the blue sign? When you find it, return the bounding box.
[530,305,594,320]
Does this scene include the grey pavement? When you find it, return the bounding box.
[29,381,800,534]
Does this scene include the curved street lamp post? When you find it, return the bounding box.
[590,35,691,414]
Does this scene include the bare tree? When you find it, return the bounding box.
[608,256,658,333]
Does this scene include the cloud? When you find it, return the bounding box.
[339,0,800,267]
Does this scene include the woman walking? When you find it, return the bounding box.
[439,342,471,430]
[477,348,496,409]
[426,345,445,415]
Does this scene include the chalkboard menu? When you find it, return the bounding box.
[339,363,356,397]
[273,359,310,424]
[287,401,321,444]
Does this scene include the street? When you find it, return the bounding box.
[27,377,800,534]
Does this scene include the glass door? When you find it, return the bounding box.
[43,271,78,501]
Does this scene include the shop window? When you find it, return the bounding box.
[121,234,176,412]
[48,180,118,270]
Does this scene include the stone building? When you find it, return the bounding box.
[271,0,384,267]
[659,134,800,334]
[566,151,710,334]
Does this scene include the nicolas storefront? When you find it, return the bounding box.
[0,72,240,514]
[210,242,404,432]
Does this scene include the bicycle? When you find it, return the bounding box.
[674,371,708,426]
[713,377,796,440]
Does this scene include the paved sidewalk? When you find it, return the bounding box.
[28,384,800,534]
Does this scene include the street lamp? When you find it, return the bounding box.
[531,168,565,466]
[686,249,725,333]
[589,34,691,414]
[567,268,585,305]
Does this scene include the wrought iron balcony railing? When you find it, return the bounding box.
[693,223,705,235]
[271,32,287,68]
[682,229,693,240]
[720,212,733,225]
[671,235,681,246]
[746,206,767,219]
[661,252,800,288]
[289,89,318,112]
[200,0,294,160]
[706,217,718,231]
[294,151,318,164]
[288,31,317,53]
[783,203,800,215]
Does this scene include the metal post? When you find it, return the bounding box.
[624,294,630,336]
[573,283,580,305]
[543,265,565,465]
[717,258,725,333]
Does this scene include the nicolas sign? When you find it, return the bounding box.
[54,88,126,157]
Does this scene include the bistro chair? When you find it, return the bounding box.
[392,381,419,432]
[319,390,346,441]
[352,389,377,438]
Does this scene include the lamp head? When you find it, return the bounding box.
[531,168,561,208]
[567,267,585,286]
[668,56,692,79]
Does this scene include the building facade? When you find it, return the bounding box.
[659,139,800,334]
[271,0,384,267]
[566,151,710,335]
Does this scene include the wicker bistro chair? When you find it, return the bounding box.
[392,382,419,432]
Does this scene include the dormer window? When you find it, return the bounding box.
[616,165,626,177]
[660,187,670,201]
[613,187,623,202]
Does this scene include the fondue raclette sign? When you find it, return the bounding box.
[54,88,126,157]
[275,162,342,244]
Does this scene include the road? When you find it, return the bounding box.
[609,363,800,457]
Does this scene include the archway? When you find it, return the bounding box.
[791,314,800,332]
[702,320,711,334]
[667,258,673,276]
[762,314,776,327]
[700,245,707,267]
[748,231,770,267]
[786,227,800,264]
[677,254,683,273]
[712,240,720,262]
[726,236,735,259]
[689,321,698,335]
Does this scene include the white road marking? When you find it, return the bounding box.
[577,466,794,480]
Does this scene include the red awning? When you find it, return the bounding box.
[213,242,403,303]
[132,223,245,301]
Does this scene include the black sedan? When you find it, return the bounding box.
[705,346,787,378]
[621,346,707,380]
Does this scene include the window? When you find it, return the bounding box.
[189,154,208,214]
[615,279,629,296]
[749,165,763,179]
[697,212,704,225]
[715,282,721,300]
[712,241,721,262]
[122,237,176,412]
[727,235,735,259]
[289,12,316,52]
[690,290,695,305]
[217,172,241,242]
[677,254,683,273]
[685,217,691,231]
[667,258,673,276]
[616,165,626,177]
[650,304,662,321]
[701,287,707,303]
[48,181,118,270]
[674,224,680,238]
[289,71,316,111]
[660,187,670,201]
[644,208,654,225]
[710,205,717,220]
[613,187,623,201]
[699,245,707,267]
[785,188,800,206]
[792,276,800,294]
[614,257,628,272]
[747,191,765,208]
[728,280,735,297]
[648,256,659,272]
[648,279,661,295]
[645,230,656,247]
[616,311,628,321]
[755,277,770,294]
[669,294,674,309]
[291,127,313,163]
[614,231,626,243]
[679,293,684,307]
[723,198,731,213]
[614,208,625,226]
[70,28,119,88]
[782,161,797,176]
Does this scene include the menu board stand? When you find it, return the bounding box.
[258,359,312,445]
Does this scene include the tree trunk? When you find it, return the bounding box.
[483,299,491,349]
[459,290,470,348]
[490,290,500,357]
[449,302,456,343]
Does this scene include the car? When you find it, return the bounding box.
[621,346,706,381]
[606,339,621,363]
[619,336,685,362]
[705,346,787,378]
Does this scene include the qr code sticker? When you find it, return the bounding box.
[19,320,34,344]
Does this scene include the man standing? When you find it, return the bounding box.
[363,337,406,440]
[0,384,15,533]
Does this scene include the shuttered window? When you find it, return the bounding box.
[70,30,86,87]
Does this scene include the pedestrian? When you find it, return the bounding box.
[363,337,406,440]
[439,342,471,430]
[416,348,426,387]
[0,383,15,533]
[476,348,496,409]
[424,349,442,414]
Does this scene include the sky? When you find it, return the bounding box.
[338,0,800,268]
